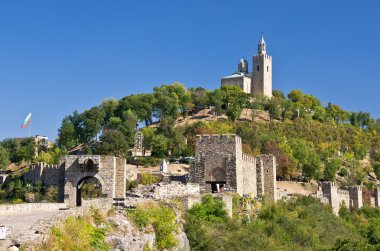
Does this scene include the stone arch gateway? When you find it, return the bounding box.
[60,155,127,208]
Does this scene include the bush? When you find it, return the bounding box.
[36,214,109,251]
[186,195,229,224]
[126,180,138,190]
[127,157,161,167]
[127,202,179,250]
[139,173,160,185]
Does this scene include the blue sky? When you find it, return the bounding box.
[0,0,379,140]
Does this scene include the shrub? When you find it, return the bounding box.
[127,202,179,250]
[39,216,109,251]
[139,173,160,185]
[126,179,138,190]
[186,194,229,224]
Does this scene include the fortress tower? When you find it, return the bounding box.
[252,34,272,97]
[189,134,277,201]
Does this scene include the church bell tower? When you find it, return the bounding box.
[252,34,272,98]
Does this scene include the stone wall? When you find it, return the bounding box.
[337,189,350,210]
[349,186,363,209]
[189,134,277,201]
[126,165,137,181]
[63,155,126,208]
[114,157,127,199]
[221,75,252,94]
[256,158,264,197]
[0,203,66,214]
[242,154,257,197]
[259,155,277,201]
[189,134,239,193]
[130,182,200,200]
[319,182,363,215]
[23,163,64,186]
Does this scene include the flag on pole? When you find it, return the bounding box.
[21,113,32,129]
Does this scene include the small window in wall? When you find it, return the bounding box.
[267,66,269,72]
[257,65,259,71]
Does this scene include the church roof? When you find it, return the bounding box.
[221,72,252,79]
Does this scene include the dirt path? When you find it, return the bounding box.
[277,181,317,196]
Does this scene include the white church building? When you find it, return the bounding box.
[221,35,272,98]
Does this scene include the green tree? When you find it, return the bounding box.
[82,107,106,142]
[0,138,20,163]
[288,89,303,103]
[150,134,169,158]
[324,158,342,181]
[0,146,10,170]
[188,87,211,110]
[117,94,155,125]
[18,138,35,162]
[57,116,76,149]
[97,130,129,156]
[100,98,119,123]
[153,82,191,120]
[210,85,247,121]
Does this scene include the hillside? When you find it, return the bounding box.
[2,83,380,188]
[55,84,380,189]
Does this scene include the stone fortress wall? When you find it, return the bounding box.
[63,155,127,208]
[189,134,276,201]
[317,182,364,215]
[23,162,65,186]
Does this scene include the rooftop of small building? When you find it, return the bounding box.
[221,72,252,79]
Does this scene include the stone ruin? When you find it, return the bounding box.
[315,181,380,215]
[22,155,130,208]
[18,133,278,217]
[62,155,128,208]
[189,134,277,201]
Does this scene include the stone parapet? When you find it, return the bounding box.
[0,203,67,215]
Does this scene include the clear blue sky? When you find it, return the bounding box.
[0,0,379,140]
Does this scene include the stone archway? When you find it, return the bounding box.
[76,176,103,206]
[61,155,127,208]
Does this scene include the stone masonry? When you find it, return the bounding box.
[189,134,277,201]
[23,163,65,186]
[62,155,127,208]
[317,182,363,215]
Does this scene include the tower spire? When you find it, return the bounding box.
[258,33,266,55]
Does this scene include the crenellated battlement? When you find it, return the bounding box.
[337,189,349,196]
[23,162,64,187]
[195,134,242,144]
[318,181,365,215]
[30,162,60,170]
[242,153,256,164]
[254,54,272,60]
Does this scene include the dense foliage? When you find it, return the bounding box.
[0,171,58,203]
[0,137,66,168]
[185,195,380,250]
[52,82,380,185]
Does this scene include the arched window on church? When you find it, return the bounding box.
[267,66,269,72]
[257,65,259,71]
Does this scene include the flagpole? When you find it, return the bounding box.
[29,120,31,137]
